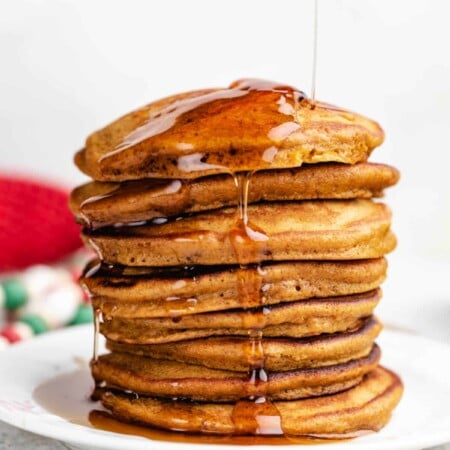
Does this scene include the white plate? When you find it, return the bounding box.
[0,324,449,450]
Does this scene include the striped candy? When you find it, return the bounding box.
[0,252,93,348]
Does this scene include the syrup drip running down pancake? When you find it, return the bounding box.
[83,199,396,266]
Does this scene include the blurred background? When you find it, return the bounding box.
[0,0,449,341]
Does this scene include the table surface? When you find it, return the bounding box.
[1,255,449,449]
[1,420,449,450]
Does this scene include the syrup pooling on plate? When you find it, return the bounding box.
[88,410,359,445]
[97,79,309,176]
[32,366,366,443]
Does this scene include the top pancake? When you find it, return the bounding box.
[70,163,399,229]
[75,79,384,181]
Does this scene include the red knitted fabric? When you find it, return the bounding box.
[0,175,82,272]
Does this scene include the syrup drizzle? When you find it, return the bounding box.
[81,180,184,215]
[96,79,308,177]
[78,178,190,230]
[163,296,198,321]
[100,88,248,161]
[311,0,319,103]
[228,171,283,435]
[93,308,102,362]
[88,409,366,444]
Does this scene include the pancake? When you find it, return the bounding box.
[98,366,402,435]
[70,163,399,228]
[83,199,395,266]
[92,345,380,402]
[72,76,402,439]
[75,79,384,181]
[84,259,387,317]
[99,290,380,344]
[106,316,381,372]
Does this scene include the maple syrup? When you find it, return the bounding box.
[33,368,94,428]
[90,78,310,180]
[84,82,305,436]
[89,409,357,445]
[33,367,364,445]
[311,0,319,104]
[107,78,307,163]
[92,308,102,363]
[163,295,198,319]
[226,171,283,434]
[80,179,187,230]
[93,408,373,445]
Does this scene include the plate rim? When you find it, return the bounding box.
[0,325,449,450]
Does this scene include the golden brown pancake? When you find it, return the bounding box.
[98,366,402,435]
[84,259,387,318]
[92,345,380,402]
[72,76,402,439]
[75,80,384,181]
[83,199,395,266]
[107,316,381,372]
[70,163,399,228]
[99,290,380,344]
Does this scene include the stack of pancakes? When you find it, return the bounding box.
[70,79,403,437]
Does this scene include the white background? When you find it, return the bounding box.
[1,4,450,449]
[1,0,449,339]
